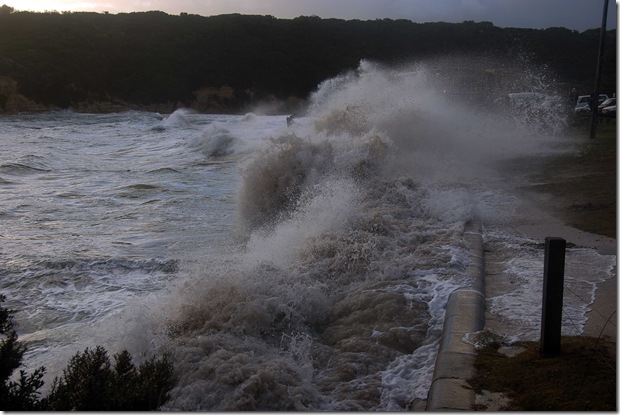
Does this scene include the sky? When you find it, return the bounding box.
[6,0,618,32]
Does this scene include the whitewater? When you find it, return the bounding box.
[0,60,615,410]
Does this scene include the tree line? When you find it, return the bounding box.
[0,6,616,113]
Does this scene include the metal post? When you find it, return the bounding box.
[540,237,566,356]
[589,0,609,139]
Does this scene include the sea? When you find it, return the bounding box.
[0,60,615,410]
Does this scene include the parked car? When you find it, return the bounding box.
[574,94,610,115]
[601,104,616,118]
[598,97,616,112]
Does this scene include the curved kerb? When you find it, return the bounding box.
[426,220,486,411]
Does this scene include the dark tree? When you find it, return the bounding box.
[0,10,615,112]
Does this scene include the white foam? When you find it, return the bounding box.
[2,55,588,410]
[485,227,616,341]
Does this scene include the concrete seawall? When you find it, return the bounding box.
[426,220,485,411]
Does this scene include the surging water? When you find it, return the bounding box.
[0,60,614,410]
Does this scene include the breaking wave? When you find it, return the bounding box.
[151,58,574,410]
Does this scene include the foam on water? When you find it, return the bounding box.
[0,110,228,384]
[484,227,616,342]
[0,58,613,410]
[150,59,578,410]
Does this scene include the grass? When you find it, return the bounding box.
[468,120,617,411]
[518,121,616,238]
[468,336,616,411]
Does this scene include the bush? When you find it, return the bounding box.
[46,346,175,410]
[0,296,175,410]
[0,295,46,410]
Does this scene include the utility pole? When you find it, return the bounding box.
[590,0,610,139]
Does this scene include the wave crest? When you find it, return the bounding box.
[236,135,335,233]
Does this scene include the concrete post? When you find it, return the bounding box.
[540,237,566,356]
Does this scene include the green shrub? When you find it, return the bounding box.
[0,296,175,410]
[46,346,175,410]
[0,295,46,410]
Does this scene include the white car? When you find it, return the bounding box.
[601,105,616,118]
[574,94,609,115]
[598,97,616,112]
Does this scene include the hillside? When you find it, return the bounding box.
[0,6,616,113]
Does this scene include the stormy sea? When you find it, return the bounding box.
[1,60,615,410]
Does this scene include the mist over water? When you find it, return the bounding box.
[1,57,612,410]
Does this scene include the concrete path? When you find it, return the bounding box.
[584,271,617,339]
[516,222,617,342]
[425,220,617,411]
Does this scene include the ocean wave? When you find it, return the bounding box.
[0,162,51,175]
[3,56,584,410]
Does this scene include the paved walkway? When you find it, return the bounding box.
[480,224,616,411]
[517,223,617,342]
[426,221,617,411]
[584,269,617,346]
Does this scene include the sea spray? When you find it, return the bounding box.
[160,61,509,409]
[2,57,595,410]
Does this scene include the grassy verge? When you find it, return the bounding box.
[468,336,616,411]
[519,121,616,238]
[468,120,617,411]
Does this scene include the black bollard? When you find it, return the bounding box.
[540,237,566,356]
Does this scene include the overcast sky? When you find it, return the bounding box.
[8,0,618,32]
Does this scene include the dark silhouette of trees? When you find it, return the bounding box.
[0,7,615,113]
[0,295,175,411]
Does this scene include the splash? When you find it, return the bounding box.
[145,58,575,410]
[161,108,195,128]
[189,122,240,157]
